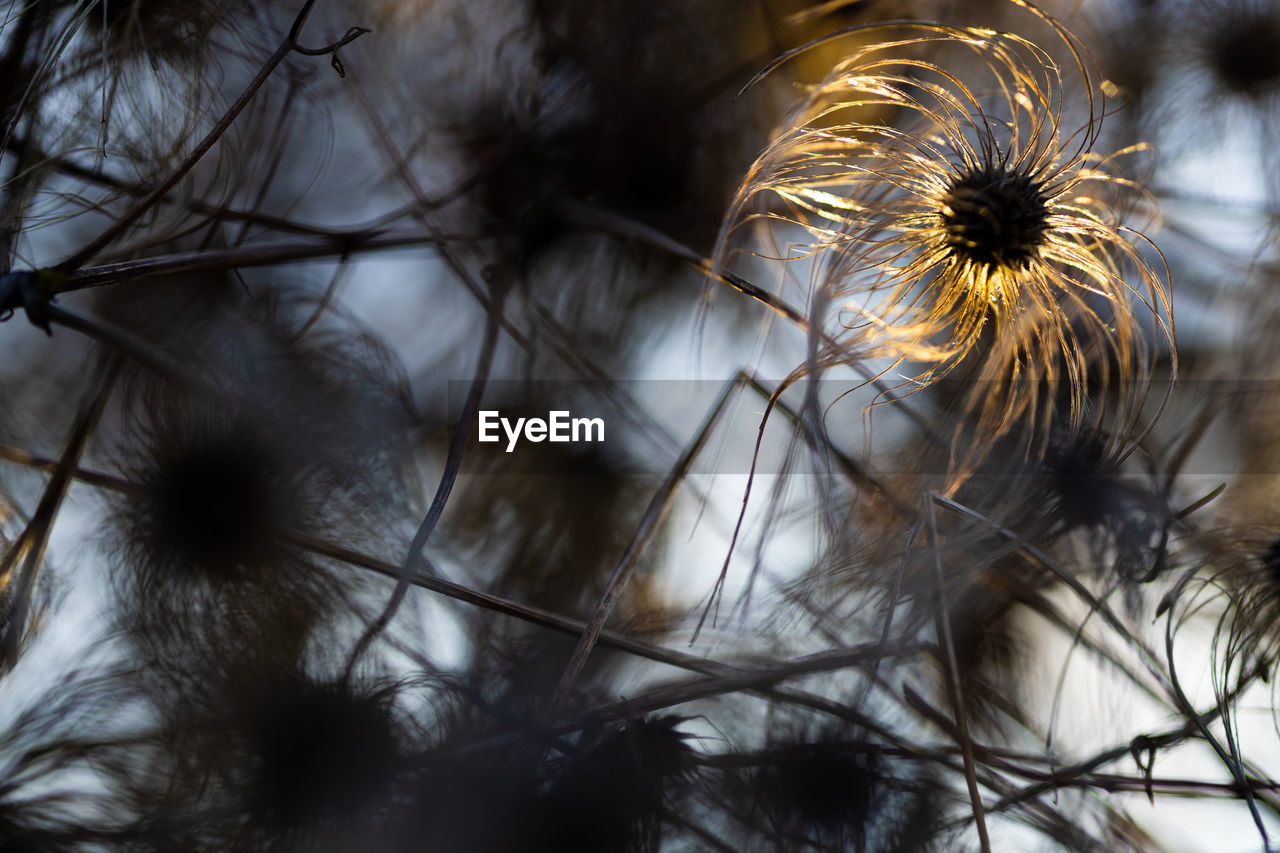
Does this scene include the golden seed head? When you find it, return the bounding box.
[714,20,1177,486]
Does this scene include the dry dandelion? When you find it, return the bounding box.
[715,18,1175,485]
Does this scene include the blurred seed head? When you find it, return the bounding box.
[241,676,403,833]
[134,669,406,850]
[531,716,694,853]
[122,413,299,583]
[735,723,940,852]
[100,283,414,674]
[757,739,880,847]
[406,713,692,853]
[411,0,762,298]
[1196,0,1280,100]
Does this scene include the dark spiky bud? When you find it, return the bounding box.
[125,414,300,582]
[403,714,691,853]
[939,165,1051,272]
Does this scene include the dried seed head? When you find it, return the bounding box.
[532,716,693,852]
[139,671,406,849]
[761,742,878,834]
[245,678,402,830]
[137,424,293,581]
[1261,537,1280,587]
[1203,6,1280,98]
[939,166,1050,272]
[715,21,1175,487]
[103,288,414,675]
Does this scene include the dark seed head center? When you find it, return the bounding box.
[1206,12,1280,97]
[940,165,1050,270]
[150,441,279,573]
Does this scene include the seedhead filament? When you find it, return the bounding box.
[939,166,1050,272]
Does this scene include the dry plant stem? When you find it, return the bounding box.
[0,445,126,493]
[0,354,120,667]
[230,83,303,249]
[738,368,908,512]
[20,139,345,240]
[724,371,914,621]
[692,364,911,644]
[300,532,940,752]
[692,379,789,645]
[17,136,481,241]
[1033,775,1280,797]
[293,528,918,748]
[290,531,748,682]
[981,710,1258,825]
[57,232,450,292]
[897,686,1087,846]
[438,661,922,775]
[907,690,1151,851]
[1163,572,1272,850]
[0,1,55,271]
[875,682,1100,846]
[1044,573,1175,760]
[344,78,500,321]
[54,0,370,272]
[550,374,741,709]
[558,640,926,731]
[960,635,1280,830]
[342,275,509,679]
[924,493,992,853]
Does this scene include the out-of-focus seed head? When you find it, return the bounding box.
[1261,537,1280,587]
[532,716,694,852]
[760,741,878,836]
[1202,5,1280,98]
[129,419,295,582]
[243,678,402,831]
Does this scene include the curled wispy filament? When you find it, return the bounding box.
[716,19,1175,484]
